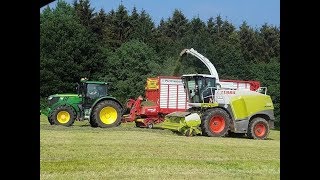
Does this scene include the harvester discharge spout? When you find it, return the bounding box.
[179,48,220,85]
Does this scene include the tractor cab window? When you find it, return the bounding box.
[86,84,107,99]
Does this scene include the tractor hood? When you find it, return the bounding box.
[43,94,82,117]
[49,94,79,98]
[48,94,80,100]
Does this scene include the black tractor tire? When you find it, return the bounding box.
[48,116,54,125]
[48,106,76,126]
[201,108,231,137]
[247,117,270,140]
[90,100,122,128]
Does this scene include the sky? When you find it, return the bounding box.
[41,0,280,28]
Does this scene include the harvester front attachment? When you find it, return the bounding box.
[155,112,202,136]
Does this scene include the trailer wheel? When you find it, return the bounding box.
[248,117,270,140]
[201,108,230,137]
[90,100,122,128]
[49,106,76,126]
[147,122,153,129]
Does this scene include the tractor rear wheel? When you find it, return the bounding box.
[201,108,230,137]
[248,117,270,140]
[48,106,76,126]
[90,100,122,128]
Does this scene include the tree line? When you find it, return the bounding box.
[40,0,280,128]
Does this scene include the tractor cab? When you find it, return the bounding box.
[77,78,109,108]
[182,74,217,104]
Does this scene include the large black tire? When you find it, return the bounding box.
[201,108,231,137]
[48,106,76,126]
[90,100,122,128]
[247,117,270,140]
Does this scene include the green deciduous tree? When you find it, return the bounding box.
[102,40,161,103]
[40,0,104,97]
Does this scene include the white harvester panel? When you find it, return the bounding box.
[219,81,251,90]
[159,77,188,110]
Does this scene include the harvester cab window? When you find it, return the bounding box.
[201,77,216,103]
[184,76,214,103]
[185,76,202,103]
[187,80,196,97]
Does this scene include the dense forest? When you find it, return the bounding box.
[40,0,280,128]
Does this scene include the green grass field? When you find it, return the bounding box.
[40,115,280,180]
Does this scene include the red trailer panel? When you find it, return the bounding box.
[158,76,188,113]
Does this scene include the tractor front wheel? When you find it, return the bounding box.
[201,108,230,137]
[90,100,122,128]
[48,106,76,126]
[248,117,270,140]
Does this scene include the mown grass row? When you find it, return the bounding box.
[40,115,280,180]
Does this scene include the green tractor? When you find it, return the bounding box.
[41,78,123,128]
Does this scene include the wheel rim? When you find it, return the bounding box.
[100,107,118,124]
[209,115,226,133]
[57,111,70,124]
[254,122,266,137]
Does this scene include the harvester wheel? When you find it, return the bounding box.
[90,100,122,128]
[248,117,270,140]
[48,106,76,126]
[201,108,230,137]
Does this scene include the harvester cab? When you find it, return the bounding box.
[161,48,275,139]
[43,78,123,128]
[182,74,217,104]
